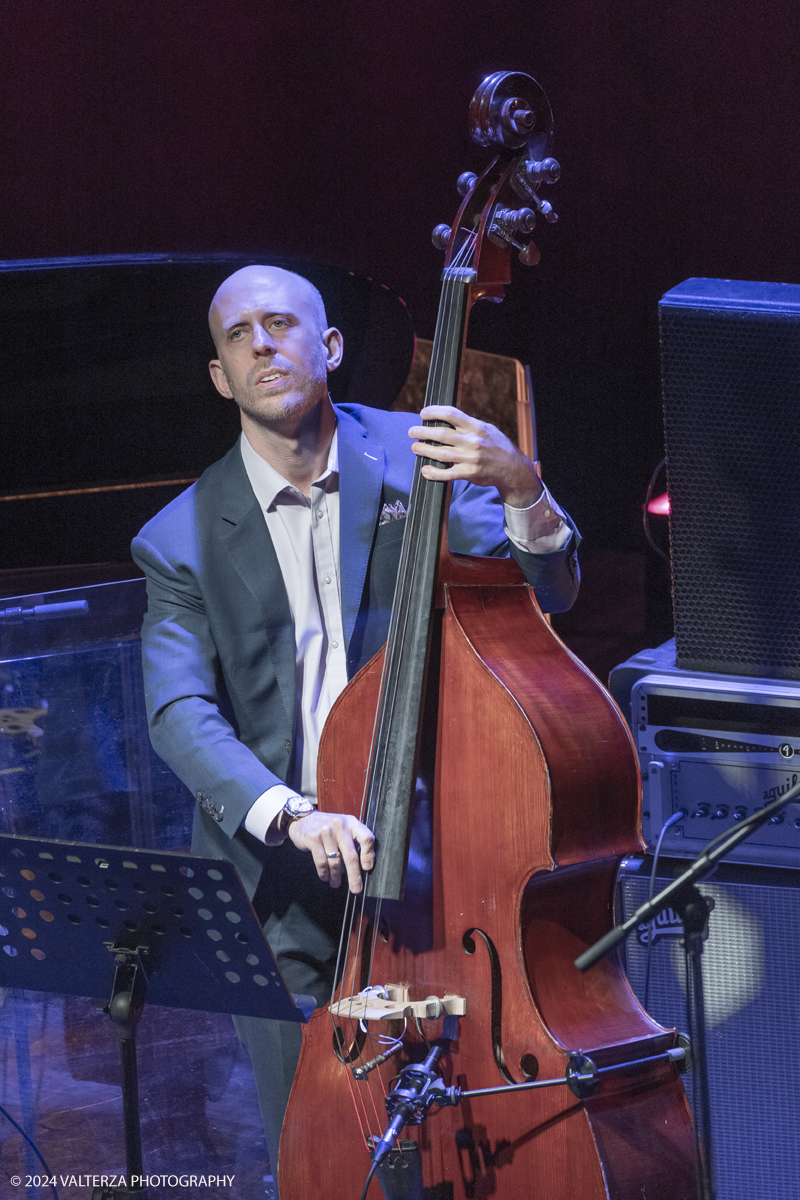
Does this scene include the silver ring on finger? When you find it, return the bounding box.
[326,851,340,860]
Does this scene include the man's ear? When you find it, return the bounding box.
[209,359,234,399]
[323,327,344,373]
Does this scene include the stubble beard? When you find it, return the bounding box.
[228,360,330,430]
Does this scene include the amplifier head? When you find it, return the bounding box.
[633,672,800,867]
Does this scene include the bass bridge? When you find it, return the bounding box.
[330,984,466,1023]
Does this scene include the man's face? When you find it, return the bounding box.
[208,267,343,428]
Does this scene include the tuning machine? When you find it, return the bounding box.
[533,195,558,224]
[431,224,451,250]
[456,171,477,197]
[486,206,542,266]
[511,156,561,222]
[523,157,561,185]
[469,71,553,150]
[490,206,536,239]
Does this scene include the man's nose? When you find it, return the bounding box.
[252,323,276,353]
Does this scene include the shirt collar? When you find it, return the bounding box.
[240,426,339,512]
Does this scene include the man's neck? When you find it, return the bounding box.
[241,398,336,495]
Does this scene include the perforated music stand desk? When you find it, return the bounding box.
[0,833,313,1198]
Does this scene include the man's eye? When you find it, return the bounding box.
[230,329,245,340]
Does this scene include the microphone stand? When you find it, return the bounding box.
[575,776,800,1200]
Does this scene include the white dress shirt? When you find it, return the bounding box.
[240,423,570,844]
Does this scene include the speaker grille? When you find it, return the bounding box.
[621,870,800,1200]
[660,281,800,678]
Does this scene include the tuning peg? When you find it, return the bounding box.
[432,224,451,250]
[524,157,561,185]
[501,97,536,138]
[512,207,536,234]
[489,207,537,241]
[532,195,558,224]
[457,172,477,197]
[518,241,541,266]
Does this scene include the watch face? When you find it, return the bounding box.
[286,798,313,818]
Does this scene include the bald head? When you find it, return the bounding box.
[207,263,344,436]
[208,265,328,350]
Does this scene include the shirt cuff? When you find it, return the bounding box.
[244,784,306,846]
[503,484,572,554]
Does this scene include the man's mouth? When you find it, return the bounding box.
[254,370,287,388]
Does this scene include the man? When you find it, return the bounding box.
[132,264,579,1179]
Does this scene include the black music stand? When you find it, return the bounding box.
[0,833,314,1200]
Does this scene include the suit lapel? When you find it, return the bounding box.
[216,443,296,727]
[210,416,386,717]
[337,409,385,653]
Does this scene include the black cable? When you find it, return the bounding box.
[643,457,671,564]
[0,1100,60,1200]
[694,775,800,868]
[643,809,684,1011]
[359,1159,378,1200]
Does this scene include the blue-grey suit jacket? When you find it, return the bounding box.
[131,405,580,898]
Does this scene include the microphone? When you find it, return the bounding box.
[371,1044,444,1167]
[371,1111,408,1168]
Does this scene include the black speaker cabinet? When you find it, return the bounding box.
[620,860,800,1200]
[659,278,800,679]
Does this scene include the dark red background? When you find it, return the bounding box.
[4,1,799,660]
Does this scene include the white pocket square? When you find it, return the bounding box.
[379,500,407,525]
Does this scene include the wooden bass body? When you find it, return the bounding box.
[279,565,697,1199]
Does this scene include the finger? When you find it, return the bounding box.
[352,823,376,873]
[420,461,471,483]
[334,818,375,894]
[295,814,376,894]
[410,439,460,465]
[319,819,358,893]
[409,430,461,463]
[418,404,468,426]
[339,835,364,894]
[309,822,356,893]
[320,832,344,889]
[303,820,341,887]
[408,418,458,439]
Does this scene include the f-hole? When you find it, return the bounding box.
[332,1023,367,1066]
[463,926,537,1085]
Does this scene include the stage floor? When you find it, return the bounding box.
[0,989,272,1200]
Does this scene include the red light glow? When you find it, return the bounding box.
[647,492,671,515]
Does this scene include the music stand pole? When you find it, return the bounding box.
[0,833,314,1200]
[92,949,148,1200]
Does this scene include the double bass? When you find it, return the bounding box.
[280,70,697,1199]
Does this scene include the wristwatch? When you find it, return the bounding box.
[280,795,315,833]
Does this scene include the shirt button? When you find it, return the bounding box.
[324,575,331,584]
[316,510,324,519]
[544,509,551,517]
[332,640,339,649]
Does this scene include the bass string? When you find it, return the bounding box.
[326,231,478,1150]
[325,261,474,1127]
[328,247,473,1016]
[327,265,467,1102]
[356,237,475,817]
[333,255,471,1013]
[350,1014,391,1135]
